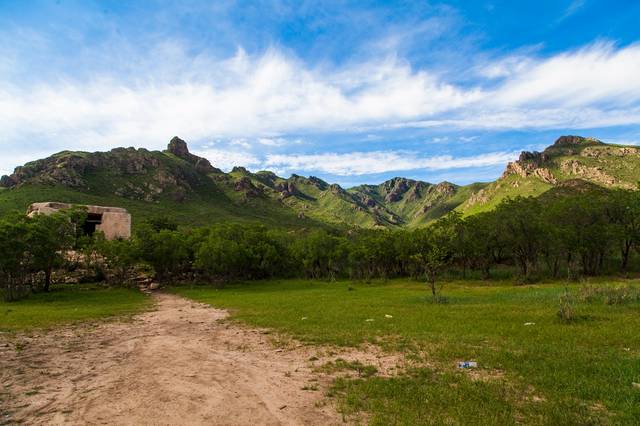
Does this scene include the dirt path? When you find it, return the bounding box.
[1,293,401,425]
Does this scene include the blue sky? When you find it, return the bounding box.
[1,0,640,186]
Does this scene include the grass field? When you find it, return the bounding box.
[0,285,150,332]
[174,278,640,425]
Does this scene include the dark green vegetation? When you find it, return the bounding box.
[0,284,149,332]
[114,187,640,288]
[3,135,638,229]
[4,185,640,302]
[0,208,86,300]
[174,279,640,425]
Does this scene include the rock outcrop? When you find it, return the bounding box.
[167,137,221,174]
[234,176,262,198]
[0,137,222,203]
[559,159,629,188]
[502,149,558,184]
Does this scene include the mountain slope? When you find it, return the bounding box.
[2,135,639,228]
[0,137,469,229]
[461,135,640,215]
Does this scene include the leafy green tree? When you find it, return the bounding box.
[604,190,640,271]
[348,230,399,280]
[0,213,31,301]
[462,212,504,279]
[292,230,349,280]
[93,233,140,285]
[194,224,284,281]
[546,192,614,277]
[27,212,75,291]
[494,197,544,281]
[410,213,459,297]
[136,226,190,282]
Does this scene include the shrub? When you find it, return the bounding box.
[557,288,575,323]
[577,284,640,305]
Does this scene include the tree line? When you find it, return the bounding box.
[2,188,640,300]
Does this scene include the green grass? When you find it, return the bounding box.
[174,278,640,425]
[0,284,151,332]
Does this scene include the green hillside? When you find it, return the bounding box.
[2,135,639,228]
[0,137,473,228]
[460,135,640,215]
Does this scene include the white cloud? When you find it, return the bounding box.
[0,48,480,152]
[2,41,638,149]
[263,150,518,176]
[490,42,640,107]
[558,0,586,22]
[193,148,262,171]
[2,40,640,176]
[257,137,289,146]
[229,138,251,149]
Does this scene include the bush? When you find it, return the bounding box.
[557,288,575,323]
[578,284,640,305]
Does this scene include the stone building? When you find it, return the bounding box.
[27,202,131,240]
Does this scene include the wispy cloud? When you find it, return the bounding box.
[262,150,518,176]
[2,36,640,178]
[2,41,639,154]
[194,148,262,171]
[558,0,587,22]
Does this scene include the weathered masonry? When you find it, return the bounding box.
[27,202,131,240]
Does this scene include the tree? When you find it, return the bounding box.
[494,197,544,281]
[136,226,191,282]
[410,213,459,298]
[463,212,504,279]
[292,230,349,280]
[194,224,285,282]
[94,234,140,285]
[547,193,615,277]
[0,213,31,301]
[27,212,75,291]
[348,230,399,280]
[605,190,640,271]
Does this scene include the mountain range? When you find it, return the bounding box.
[1,135,639,229]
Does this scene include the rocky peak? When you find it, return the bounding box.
[308,176,329,190]
[553,135,601,147]
[433,181,457,195]
[381,177,428,203]
[166,137,219,174]
[168,136,190,157]
[0,174,16,188]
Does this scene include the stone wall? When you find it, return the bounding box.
[27,202,131,240]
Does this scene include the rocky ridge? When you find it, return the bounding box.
[2,134,637,227]
[464,135,640,211]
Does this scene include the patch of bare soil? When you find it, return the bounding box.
[0,293,403,425]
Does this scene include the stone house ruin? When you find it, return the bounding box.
[27,202,131,240]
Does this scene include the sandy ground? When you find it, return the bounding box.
[0,293,402,425]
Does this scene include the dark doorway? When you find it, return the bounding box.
[82,213,103,236]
